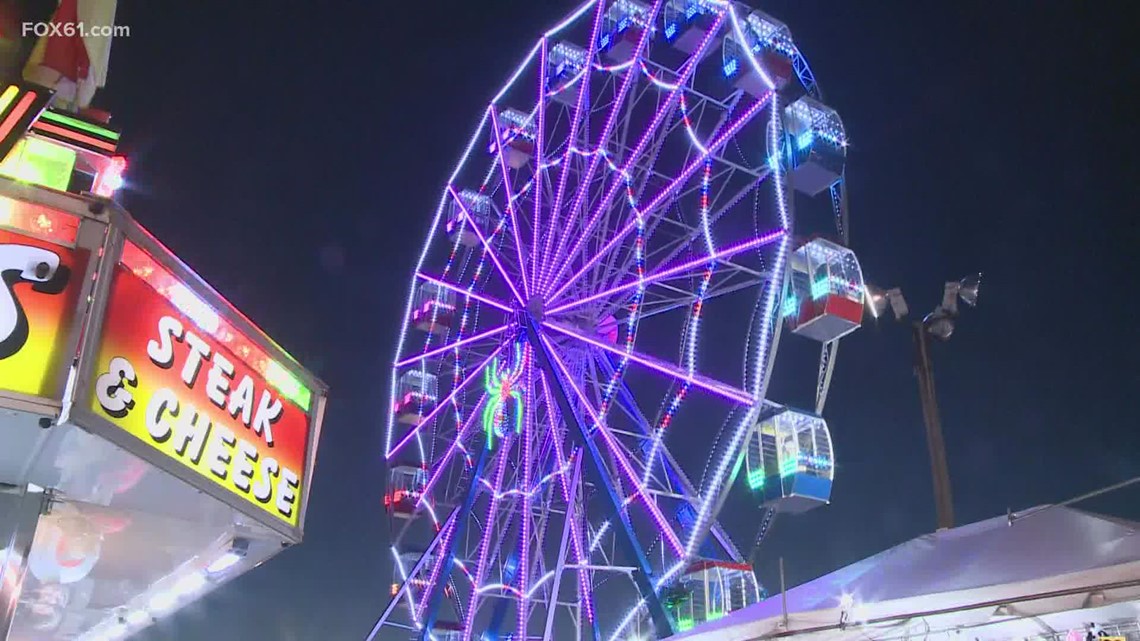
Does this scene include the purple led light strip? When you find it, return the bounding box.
[416,513,458,621]
[517,351,534,641]
[387,345,505,459]
[546,91,774,305]
[464,433,513,638]
[394,324,510,368]
[543,321,755,406]
[418,393,487,511]
[446,184,526,306]
[416,272,512,313]
[531,39,549,292]
[543,10,727,295]
[488,108,532,300]
[544,0,667,295]
[540,334,685,555]
[547,228,785,315]
[541,0,608,291]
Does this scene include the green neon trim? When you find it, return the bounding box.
[0,137,77,191]
[677,618,695,632]
[747,466,765,490]
[264,360,312,412]
[40,110,121,141]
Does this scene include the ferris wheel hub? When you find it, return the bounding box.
[525,294,546,321]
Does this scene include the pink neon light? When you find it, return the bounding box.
[546,91,774,304]
[541,334,684,555]
[488,108,532,300]
[415,272,512,313]
[543,321,755,406]
[446,184,526,306]
[387,345,505,459]
[544,10,726,294]
[394,324,510,368]
[547,228,785,315]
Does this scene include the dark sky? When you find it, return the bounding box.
[96,1,1138,639]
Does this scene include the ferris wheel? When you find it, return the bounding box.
[370,1,866,640]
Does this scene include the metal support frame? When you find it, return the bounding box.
[912,321,954,531]
[523,314,675,639]
[0,484,47,640]
[420,444,492,639]
[543,454,583,641]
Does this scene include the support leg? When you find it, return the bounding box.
[420,445,492,639]
[543,454,582,641]
[524,315,674,639]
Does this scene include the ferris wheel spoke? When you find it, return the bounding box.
[545,10,727,298]
[415,272,513,314]
[545,90,773,306]
[538,334,684,556]
[543,321,754,406]
[418,393,488,514]
[547,228,783,316]
[542,0,608,292]
[532,39,550,293]
[489,108,533,300]
[388,345,506,460]
[445,185,526,306]
[394,324,511,369]
[550,0,665,291]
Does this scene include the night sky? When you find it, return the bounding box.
[94,2,1138,639]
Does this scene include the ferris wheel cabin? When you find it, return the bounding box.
[385,465,429,519]
[745,409,834,514]
[663,0,719,54]
[784,97,848,196]
[669,561,762,632]
[412,281,457,335]
[547,42,589,106]
[722,9,802,101]
[446,189,492,248]
[494,108,536,169]
[598,0,653,62]
[394,369,439,424]
[783,238,865,343]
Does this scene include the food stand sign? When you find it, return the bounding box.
[0,197,85,401]
[84,239,314,530]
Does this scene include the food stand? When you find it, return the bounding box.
[0,81,328,641]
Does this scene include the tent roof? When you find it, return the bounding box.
[675,506,1140,641]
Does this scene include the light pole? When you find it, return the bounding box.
[868,274,981,531]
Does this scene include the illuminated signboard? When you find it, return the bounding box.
[0,197,84,399]
[87,240,313,528]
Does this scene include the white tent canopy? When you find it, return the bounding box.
[675,506,1140,641]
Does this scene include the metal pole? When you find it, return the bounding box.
[911,321,955,531]
[778,557,788,628]
[543,454,582,641]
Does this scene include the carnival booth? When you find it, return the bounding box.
[0,81,328,641]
